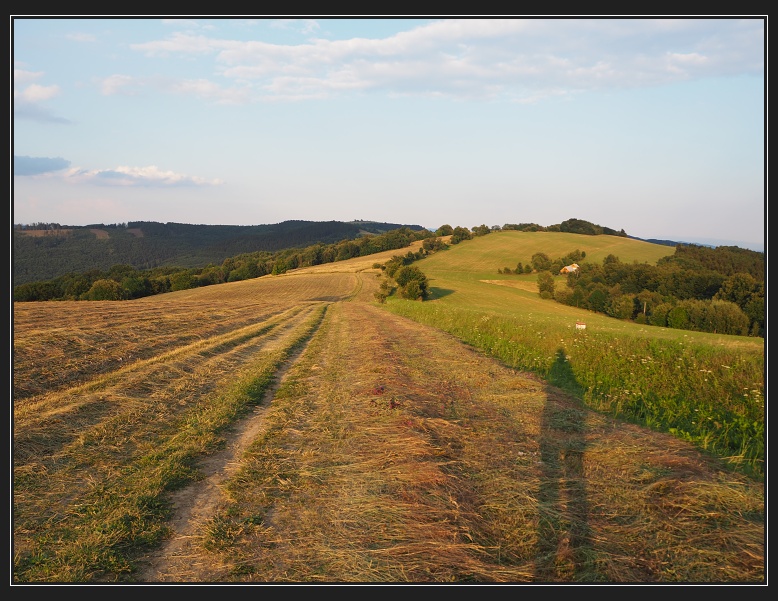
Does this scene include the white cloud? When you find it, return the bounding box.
[127,18,764,102]
[100,64,267,106]
[165,78,252,104]
[19,83,61,102]
[45,165,224,187]
[14,68,60,102]
[99,73,252,104]
[14,68,43,84]
[13,67,68,122]
[131,32,219,57]
[100,74,137,96]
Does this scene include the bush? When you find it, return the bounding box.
[84,279,125,301]
[402,280,425,300]
[537,272,555,298]
[394,265,429,300]
[531,252,552,272]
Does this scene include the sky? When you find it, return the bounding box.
[12,17,765,251]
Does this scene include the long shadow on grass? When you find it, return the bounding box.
[427,287,454,300]
[534,348,594,582]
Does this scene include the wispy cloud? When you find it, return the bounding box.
[100,74,137,96]
[15,154,222,186]
[13,67,69,123]
[14,68,44,84]
[16,82,61,102]
[59,165,224,187]
[127,18,764,103]
[99,73,251,104]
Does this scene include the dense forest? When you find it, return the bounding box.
[12,219,425,287]
[12,226,437,303]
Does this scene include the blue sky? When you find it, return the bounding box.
[12,17,765,251]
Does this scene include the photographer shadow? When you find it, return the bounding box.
[534,348,594,581]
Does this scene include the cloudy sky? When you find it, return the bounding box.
[13,17,765,251]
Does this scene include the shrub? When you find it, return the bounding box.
[85,279,125,301]
[537,272,555,298]
[394,265,429,300]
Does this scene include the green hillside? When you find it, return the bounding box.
[418,231,678,334]
[384,231,764,476]
[402,229,761,344]
[425,230,673,277]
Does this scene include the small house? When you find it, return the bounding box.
[560,263,580,274]
[575,321,586,330]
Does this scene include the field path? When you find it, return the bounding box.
[134,272,378,581]
[135,317,319,582]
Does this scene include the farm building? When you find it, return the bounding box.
[575,321,586,330]
[560,263,580,274]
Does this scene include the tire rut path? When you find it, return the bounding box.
[135,304,328,582]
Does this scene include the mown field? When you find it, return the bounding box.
[12,234,765,584]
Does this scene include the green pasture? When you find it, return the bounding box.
[384,231,765,478]
[427,230,674,275]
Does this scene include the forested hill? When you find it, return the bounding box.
[13,220,425,287]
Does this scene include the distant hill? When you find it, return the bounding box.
[629,237,681,248]
[628,235,764,253]
[12,220,425,287]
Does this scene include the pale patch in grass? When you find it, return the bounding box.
[480,279,539,294]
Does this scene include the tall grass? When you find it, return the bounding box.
[385,300,764,478]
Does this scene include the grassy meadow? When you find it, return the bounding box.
[12,232,765,583]
[384,231,765,478]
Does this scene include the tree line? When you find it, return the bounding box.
[525,245,764,337]
[13,227,437,302]
[12,220,426,287]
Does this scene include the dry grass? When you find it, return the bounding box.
[13,273,357,401]
[13,263,764,584]
[480,279,540,294]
